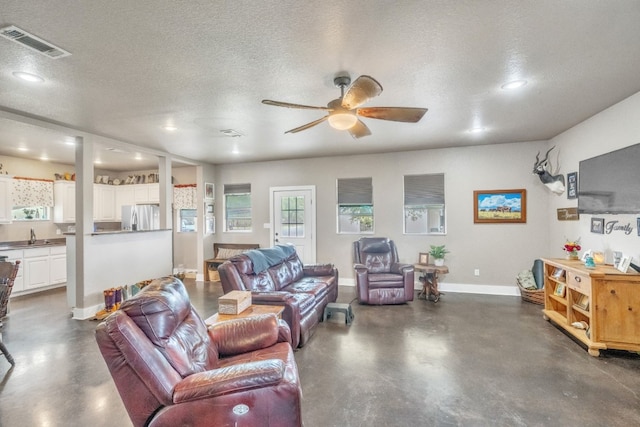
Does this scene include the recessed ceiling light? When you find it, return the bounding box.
[163,125,177,131]
[13,71,45,83]
[17,147,29,152]
[501,80,527,90]
[468,127,485,133]
[94,159,102,165]
[135,154,143,160]
[39,156,49,161]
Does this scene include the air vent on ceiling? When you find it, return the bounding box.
[220,129,244,137]
[0,25,71,59]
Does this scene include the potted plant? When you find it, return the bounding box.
[429,244,449,266]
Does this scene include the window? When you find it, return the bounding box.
[280,195,305,237]
[337,177,373,234]
[404,174,445,234]
[177,209,197,232]
[224,183,251,231]
[12,206,50,221]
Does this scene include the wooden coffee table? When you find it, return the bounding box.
[205,304,285,326]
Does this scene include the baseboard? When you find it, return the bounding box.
[72,304,103,320]
[339,278,520,297]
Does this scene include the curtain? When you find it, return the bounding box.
[173,184,197,210]
[12,177,54,207]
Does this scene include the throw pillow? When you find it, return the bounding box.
[216,248,247,259]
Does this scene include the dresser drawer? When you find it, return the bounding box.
[566,271,591,295]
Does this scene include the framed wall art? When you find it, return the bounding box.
[566,172,578,199]
[205,182,214,200]
[590,217,604,234]
[473,189,526,224]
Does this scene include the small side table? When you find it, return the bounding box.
[414,264,449,303]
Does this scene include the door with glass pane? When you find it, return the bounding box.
[271,187,315,264]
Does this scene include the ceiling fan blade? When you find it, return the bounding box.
[356,107,428,123]
[341,75,383,110]
[284,116,329,134]
[262,100,330,110]
[348,119,371,139]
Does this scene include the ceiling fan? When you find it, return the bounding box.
[262,75,428,139]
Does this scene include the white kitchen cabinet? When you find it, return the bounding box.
[3,249,24,293]
[115,186,135,220]
[0,175,13,223]
[133,183,160,204]
[49,245,67,285]
[94,184,116,221]
[23,247,50,291]
[53,181,76,223]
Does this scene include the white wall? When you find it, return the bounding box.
[215,140,551,288]
[549,91,640,265]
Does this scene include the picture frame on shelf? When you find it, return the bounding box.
[566,172,578,199]
[418,253,429,265]
[205,182,214,200]
[554,282,566,297]
[552,268,565,279]
[617,255,631,273]
[581,249,593,262]
[574,293,589,310]
[473,189,526,223]
[590,217,604,234]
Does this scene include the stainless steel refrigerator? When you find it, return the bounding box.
[121,204,160,231]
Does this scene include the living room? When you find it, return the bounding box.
[2,2,640,425]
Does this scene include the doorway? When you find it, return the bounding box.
[270,186,316,263]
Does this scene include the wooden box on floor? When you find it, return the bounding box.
[218,290,251,314]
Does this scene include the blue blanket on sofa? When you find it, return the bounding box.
[245,244,296,273]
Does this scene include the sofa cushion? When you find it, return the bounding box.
[367,273,405,289]
[241,270,276,292]
[284,278,329,300]
[286,292,316,317]
[216,247,248,259]
[287,257,304,282]
[268,262,294,291]
[119,277,218,377]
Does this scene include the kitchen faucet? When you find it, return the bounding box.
[29,228,36,245]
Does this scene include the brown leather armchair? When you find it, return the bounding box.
[353,237,415,305]
[95,277,302,427]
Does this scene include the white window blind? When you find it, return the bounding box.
[12,178,54,207]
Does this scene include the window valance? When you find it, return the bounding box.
[12,177,54,207]
[173,184,197,210]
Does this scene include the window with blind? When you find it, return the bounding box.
[224,183,251,232]
[11,178,54,221]
[337,177,374,234]
[403,174,445,234]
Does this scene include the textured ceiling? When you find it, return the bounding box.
[1,1,640,171]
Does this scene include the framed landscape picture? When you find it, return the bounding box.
[473,189,526,223]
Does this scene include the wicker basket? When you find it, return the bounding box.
[518,282,544,305]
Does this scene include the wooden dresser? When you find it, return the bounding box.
[541,258,640,356]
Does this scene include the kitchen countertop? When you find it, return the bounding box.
[0,237,67,251]
[63,229,172,236]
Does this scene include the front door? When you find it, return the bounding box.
[270,186,316,263]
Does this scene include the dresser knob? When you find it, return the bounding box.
[575,276,581,283]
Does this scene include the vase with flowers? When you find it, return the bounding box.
[563,238,581,260]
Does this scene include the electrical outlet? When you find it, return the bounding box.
[474,269,480,276]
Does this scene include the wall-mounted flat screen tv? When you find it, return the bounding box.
[578,142,640,214]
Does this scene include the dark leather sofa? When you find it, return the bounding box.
[218,245,338,348]
[95,277,302,427]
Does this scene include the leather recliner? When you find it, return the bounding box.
[95,277,302,427]
[353,237,414,305]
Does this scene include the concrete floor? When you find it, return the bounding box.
[1,281,639,427]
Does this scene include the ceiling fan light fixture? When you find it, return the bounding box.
[328,112,358,130]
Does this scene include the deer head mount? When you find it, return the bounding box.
[533,146,565,195]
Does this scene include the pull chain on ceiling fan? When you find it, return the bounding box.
[262,75,428,139]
